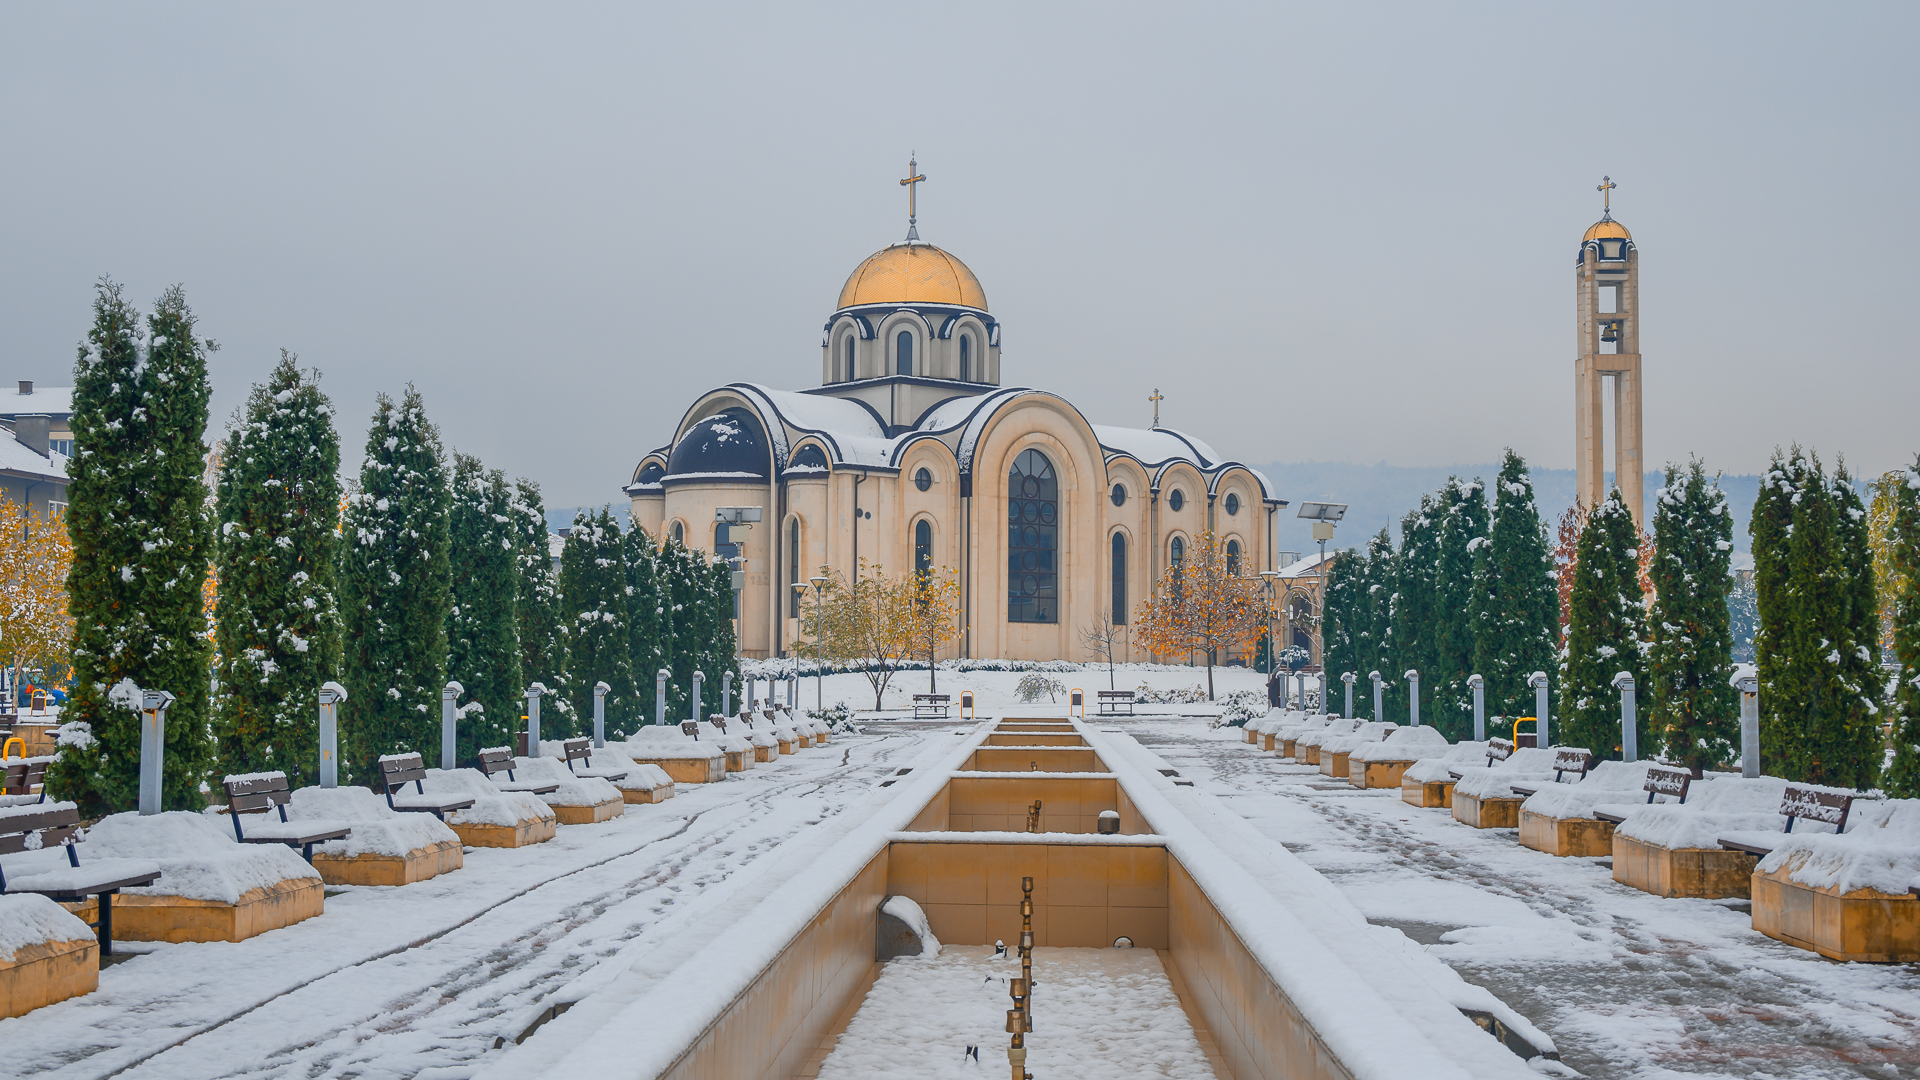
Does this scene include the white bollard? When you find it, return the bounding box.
[1405,669,1420,727]
[656,669,670,726]
[593,680,611,749]
[320,681,348,787]
[1612,671,1637,762]
[1529,671,1551,749]
[138,688,176,816]
[440,681,461,771]
[1468,674,1485,742]
[1732,666,1760,778]
[1370,670,1384,723]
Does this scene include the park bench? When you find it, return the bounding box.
[1097,690,1136,715]
[1450,737,1514,780]
[0,803,161,958]
[1718,785,1857,857]
[1594,765,1693,824]
[560,737,627,782]
[477,747,560,794]
[221,772,351,862]
[1509,749,1595,798]
[378,752,477,820]
[912,694,951,719]
[2,757,49,806]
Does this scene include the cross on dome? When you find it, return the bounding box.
[900,156,926,241]
[1597,175,1617,219]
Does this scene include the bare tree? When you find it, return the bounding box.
[1080,607,1125,690]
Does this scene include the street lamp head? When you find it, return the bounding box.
[1467,674,1484,689]
[810,575,828,589]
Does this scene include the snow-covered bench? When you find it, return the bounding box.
[1399,742,1488,808]
[221,772,351,862]
[418,768,559,848]
[1,756,51,807]
[1594,764,1693,824]
[1274,712,1322,758]
[537,740,675,804]
[1096,690,1135,716]
[0,803,161,958]
[560,738,626,781]
[1743,799,1920,962]
[618,728,728,784]
[912,694,951,719]
[477,747,561,795]
[1320,721,1398,779]
[1448,746,1558,829]
[698,719,756,772]
[1605,775,1799,899]
[488,754,625,826]
[0,892,105,1018]
[287,785,465,886]
[378,753,477,820]
[1513,758,1659,857]
[1295,718,1360,767]
[1348,725,1449,789]
[1718,785,1859,858]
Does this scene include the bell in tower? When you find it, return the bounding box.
[1573,177,1645,529]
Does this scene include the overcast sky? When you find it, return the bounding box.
[2,3,1914,507]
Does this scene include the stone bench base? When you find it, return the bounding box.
[553,798,624,826]
[1752,859,1920,963]
[620,783,674,804]
[1301,746,1323,766]
[794,733,813,749]
[451,816,558,848]
[1354,760,1414,790]
[0,935,97,1019]
[1320,751,1353,778]
[1242,728,1259,744]
[1261,732,1278,752]
[630,756,726,784]
[110,877,324,943]
[1281,738,1298,758]
[1452,792,1524,829]
[722,749,752,773]
[776,737,795,755]
[1611,834,1756,899]
[313,839,464,886]
[1401,777,1455,808]
[1518,811,1615,857]
[752,744,775,763]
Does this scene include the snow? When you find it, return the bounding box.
[502,756,623,807]
[1451,748,1560,800]
[1609,775,1806,850]
[532,741,673,792]
[1350,725,1450,763]
[1759,836,1920,895]
[1091,423,1220,468]
[1296,718,1361,751]
[1323,721,1399,756]
[75,811,317,903]
[815,946,1214,1080]
[878,894,938,958]
[0,893,92,961]
[287,785,459,858]
[421,768,558,827]
[1517,761,1661,820]
[617,728,725,761]
[1402,744,1490,785]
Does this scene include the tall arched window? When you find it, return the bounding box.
[1007,449,1058,623]
[1226,538,1241,576]
[959,334,971,381]
[1170,535,1185,604]
[843,335,855,381]
[896,330,913,376]
[915,519,933,577]
[1111,532,1127,624]
[670,521,685,545]
[788,518,802,617]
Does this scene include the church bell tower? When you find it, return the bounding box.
[1574,176,1644,527]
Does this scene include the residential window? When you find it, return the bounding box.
[915,467,933,492]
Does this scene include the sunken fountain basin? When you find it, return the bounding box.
[288,786,465,886]
[0,894,97,1019]
[75,812,324,942]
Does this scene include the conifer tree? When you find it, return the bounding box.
[446,454,522,761]
[511,479,567,698]
[558,508,633,733]
[49,283,217,814]
[1646,459,1737,776]
[1469,450,1559,718]
[212,353,342,786]
[1751,448,1807,771]
[1359,529,1396,716]
[1559,491,1647,758]
[1391,497,1441,722]
[1319,549,1363,710]
[1883,454,1920,798]
[696,549,742,698]
[1431,477,1487,739]
[624,524,666,727]
[338,387,451,778]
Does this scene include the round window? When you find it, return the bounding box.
[1168,489,1185,512]
[1225,492,1240,516]
[1110,483,1126,507]
[915,467,933,492]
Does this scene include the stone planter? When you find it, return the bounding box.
[629,756,726,784]
[722,748,752,772]
[1262,732,1278,752]
[1242,728,1259,745]
[1451,792,1523,829]
[1518,811,1615,857]
[451,816,557,849]
[794,732,813,749]
[1356,760,1414,790]
[752,745,775,763]
[552,798,624,826]
[312,839,464,886]
[1302,745,1322,766]
[1751,858,1920,963]
[111,877,323,943]
[776,736,795,755]
[0,935,96,1019]
[1320,751,1353,778]
[1611,834,1756,899]
[1400,777,1455,808]
[620,783,674,804]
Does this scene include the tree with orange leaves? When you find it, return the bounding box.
[0,498,74,703]
[1134,530,1268,700]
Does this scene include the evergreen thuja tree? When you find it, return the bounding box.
[1319,549,1363,713]
[1884,454,1920,798]
[213,352,342,787]
[49,283,217,814]
[1391,497,1440,724]
[1470,450,1559,718]
[512,479,567,698]
[559,508,633,733]
[1431,477,1487,739]
[447,454,522,761]
[624,524,666,728]
[1646,459,1737,776]
[338,387,451,778]
[1359,529,1396,718]
[1559,491,1647,758]
[1752,448,1807,772]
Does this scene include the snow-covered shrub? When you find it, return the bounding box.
[809,702,857,735]
[1216,690,1266,728]
[1133,682,1208,705]
[1015,674,1069,703]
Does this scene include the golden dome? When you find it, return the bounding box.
[1583,218,1632,243]
[837,242,988,312]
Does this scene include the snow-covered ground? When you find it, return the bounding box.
[765,661,1273,715]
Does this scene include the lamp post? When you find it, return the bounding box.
[440,681,461,771]
[320,681,348,786]
[809,573,829,712]
[1341,671,1356,719]
[1369,670,1384,723]
[1467,674,1485,742]
[656,668,670,726]
[138,688,175,816]
[593,680,611,748]
[1732,666,1759,778]
[721,670,734,719]
[526,682,547,756]
[1612,671,1637,762]
[1528,670,1551,748]
[1296,502,1348,676]
[1404,669,1420,727]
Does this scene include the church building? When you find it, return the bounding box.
[627,166,1285,661]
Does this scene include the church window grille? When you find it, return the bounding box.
[1168,489,1185,512]
[896,331,913,376]
[1111,532,1127,624]
[843,335,855,381]
[960,335,971,381]
[1006,448,1058,624]
[1226,539,1241,576]
[788,519,803,617]
[1110,483,1126,507]
[1224,492,1240,516]
[915,467,933,492]
[915,519,934,577]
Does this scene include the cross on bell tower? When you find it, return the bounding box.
[1574,177,1645,528]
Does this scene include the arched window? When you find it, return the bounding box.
[959,334,971,381]
[1111,532,1127,624]
[915,519,933,577]
[788,518,802,617]
[1006,448,1058,623]
[1226,538,1241,576]
[843,335,855,381]
[670,521,685,545]
[896,330,913,376]
[1170,535,1185,604]
[1170,536,1185,565]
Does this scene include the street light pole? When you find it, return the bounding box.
[809,573,829,712]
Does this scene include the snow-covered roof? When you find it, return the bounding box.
[1276,550,1338,578]
[1092,424,1220,468]
[0,433,67,485]
[0,385,73,419]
